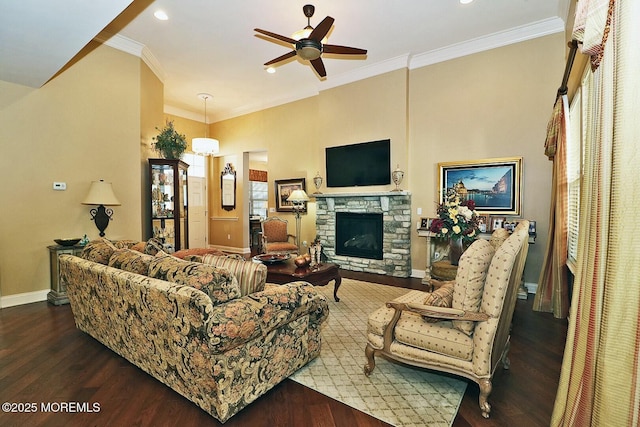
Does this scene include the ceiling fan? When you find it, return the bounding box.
[254,4,367,78]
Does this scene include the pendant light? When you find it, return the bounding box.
[192,93,219,155]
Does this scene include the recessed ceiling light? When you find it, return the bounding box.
[154,10,169,21]
[266,67,276,74]
[460,0,474,4]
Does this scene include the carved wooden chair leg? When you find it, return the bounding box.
[363,344,376,376]
[478,378,492,419]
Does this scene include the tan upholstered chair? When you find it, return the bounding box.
[260,217,299,254]
[364,221,529,419]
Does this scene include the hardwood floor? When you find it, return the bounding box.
[0,270,567,427]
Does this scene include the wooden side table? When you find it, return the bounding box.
[47,244,83,305]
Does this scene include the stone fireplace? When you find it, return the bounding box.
[315,192,411,277]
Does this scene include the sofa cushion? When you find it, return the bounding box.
[201,254,267,296]
[108,248,155,276]
[81,238,117,265]
[148,254,241,305]
[452,239,495,336]
[113,240,140,250]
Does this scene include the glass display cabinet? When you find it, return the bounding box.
[149,159,189,251]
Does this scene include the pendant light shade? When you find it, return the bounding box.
[192,93,219,155]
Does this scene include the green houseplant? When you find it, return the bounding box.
[152,120,187,159]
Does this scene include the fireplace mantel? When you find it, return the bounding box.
[314,191,410,199]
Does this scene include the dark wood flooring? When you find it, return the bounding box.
[0,270,567,427]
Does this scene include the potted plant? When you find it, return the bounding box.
[152,120,187,159]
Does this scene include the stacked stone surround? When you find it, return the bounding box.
[315,192,411,277]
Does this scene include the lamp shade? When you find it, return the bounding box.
[81,180,121,206]
[192,137,219,155]
[287,189,309,202]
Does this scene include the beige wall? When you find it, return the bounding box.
[211,33,565,284]
[0,43,163,300]
[408,33,564,283]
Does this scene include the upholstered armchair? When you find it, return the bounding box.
[260,217,299,254]
[364,221,529,419]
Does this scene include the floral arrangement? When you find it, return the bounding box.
[152,120,187,159]
[429,189,480,243]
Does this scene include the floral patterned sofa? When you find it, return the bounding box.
[59,238,329,423]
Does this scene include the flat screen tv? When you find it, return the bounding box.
[325,139,391,187]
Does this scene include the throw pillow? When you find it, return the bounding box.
[80,238,117,265]
[422,281,455,323]
[201,254,268,296]
[424,281,455,307]
[130,241,146,253]
[143,238,164,255]
[148,254,241,305]
[172,247,224,259]
[451,239,495,336]
[108,249,155,276]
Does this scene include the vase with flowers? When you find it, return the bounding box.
[429,189,480,265]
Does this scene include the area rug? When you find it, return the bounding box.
[289,278,467,427]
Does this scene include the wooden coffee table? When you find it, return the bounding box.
[264,261,342,302]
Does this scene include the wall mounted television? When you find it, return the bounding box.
[325,139,391,187]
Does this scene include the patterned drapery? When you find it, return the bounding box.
[551,0,640,425]
[533,95,570,319]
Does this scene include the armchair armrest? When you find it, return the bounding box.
[386,301,490,321]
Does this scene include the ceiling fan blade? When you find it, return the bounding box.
[264,51,297,66]
[309,16,334,41]
[254,28,297,45]
[310,58,326,78]
[323,44,367,55]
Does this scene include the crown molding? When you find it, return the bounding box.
[97,33,165,83]
[409,17,565,70]
[319,54,410,92]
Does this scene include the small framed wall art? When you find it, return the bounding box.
[275,178,307,212]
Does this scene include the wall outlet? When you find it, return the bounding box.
[227,234,231,240]
[417,207,422,215]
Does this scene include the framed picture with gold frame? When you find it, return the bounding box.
[438,157,523,216]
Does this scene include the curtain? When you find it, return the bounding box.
[551,0,640,425]
[534,95,570,318]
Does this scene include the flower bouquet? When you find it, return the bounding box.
[429,189,480,264]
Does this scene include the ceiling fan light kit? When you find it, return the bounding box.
[254,4,367,78]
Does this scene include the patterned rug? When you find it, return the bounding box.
[289,278,467,427]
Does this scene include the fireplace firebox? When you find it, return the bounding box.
[335,212,383,260]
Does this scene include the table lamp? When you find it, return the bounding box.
[82,180,121,237]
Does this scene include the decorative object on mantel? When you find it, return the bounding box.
[312,171,323,194]
[391,164,404,191]
[152,120,187,160]
[429,188,479,265]
[81,180,121,237]
[287,189,310,254]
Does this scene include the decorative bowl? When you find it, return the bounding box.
[54,238,81,247]
[253,253,290,264]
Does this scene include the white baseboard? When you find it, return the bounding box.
[1,289,49,309]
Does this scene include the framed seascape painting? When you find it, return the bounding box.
[275,178,306,212]
[438,157,523,216]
